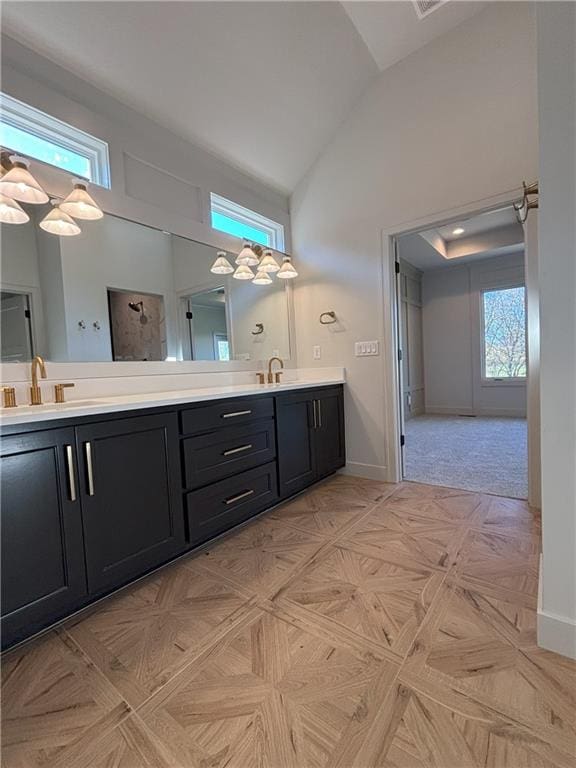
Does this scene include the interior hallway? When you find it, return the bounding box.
[2,474,573,768]
[405,415,528,499]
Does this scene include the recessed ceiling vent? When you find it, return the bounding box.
[413,0,448,20]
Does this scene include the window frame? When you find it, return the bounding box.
[210,193,285,250]
[0,92,111,188]
[480,283,527,385]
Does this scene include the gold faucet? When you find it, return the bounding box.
[30,355,47,405]
[267,356,284,384]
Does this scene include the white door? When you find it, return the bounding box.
[1,292,33,361]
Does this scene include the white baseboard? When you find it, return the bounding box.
[537,611,576,660]
[425,406,527,418]
[537,555,576,659]
[340,462,393,482]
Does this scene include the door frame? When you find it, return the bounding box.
[381,188,524,484]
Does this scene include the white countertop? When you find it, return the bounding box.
[0,376,345,427]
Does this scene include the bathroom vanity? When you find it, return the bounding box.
[0,380,345,649]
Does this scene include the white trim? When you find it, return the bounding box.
[424,406,527,418]
[0,92,111,188]
[340,462,392,482]
[210,192,285,251]
[538,557,576,659]
[381,188,525,484]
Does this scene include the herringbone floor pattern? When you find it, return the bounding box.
[2,476,575,768]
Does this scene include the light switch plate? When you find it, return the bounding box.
[355,340,380,357]
[313,345,321,360]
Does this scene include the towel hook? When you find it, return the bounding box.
[319,311,337,325]
[251,323,264,335]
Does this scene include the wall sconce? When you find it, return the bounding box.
[0,151,104,236]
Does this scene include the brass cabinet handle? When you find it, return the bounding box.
[65,445,77,502]
[223,443,253,456]
[85,442,95,496]
[222,410,252,419]
[224,489,254,505]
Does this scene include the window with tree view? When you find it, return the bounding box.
[482,286,526,379]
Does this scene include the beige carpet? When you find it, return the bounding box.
[404,414,528,498]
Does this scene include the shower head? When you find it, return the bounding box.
[128,301,143,313]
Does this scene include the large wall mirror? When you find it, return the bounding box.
[0,209,293,363]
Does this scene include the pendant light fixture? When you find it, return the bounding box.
[59,179,104,220]
[0,156,49,204]
[210,251,234,274]
[39,200,81,237]
[235,240,260,266]
[276,256,298,279]
[258,249,280,273]
[0,193,30,224]
[233,263,255,280]
[252,270,273,285]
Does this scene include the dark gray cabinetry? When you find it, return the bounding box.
[0,384,344,649]
[0,429,87,648]
[77,413,185,595]
[276,386,345,498]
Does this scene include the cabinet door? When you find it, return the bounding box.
[1,428,87,649]
[77,413,185,595]
[276,391,316,498]
[314,387,346,479]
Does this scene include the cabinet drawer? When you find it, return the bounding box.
[180,397,273,436]
[183,420,276,490]
[186,462,278,545]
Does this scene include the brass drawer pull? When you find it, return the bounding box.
[313,400,318,429]
[224,489,254,505]
[223,443,253,456]
[222,409,252,419]
[65,445,77,502]
[85,442,95,496]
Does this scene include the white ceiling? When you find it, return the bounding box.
[342,1,487,72]
[436,207,519,242]
[1,1,377,193]
[2,1,489,194]
[399,206,524,271]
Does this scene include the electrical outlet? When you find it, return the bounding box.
[355,340,380,357]
[313,345,321,360]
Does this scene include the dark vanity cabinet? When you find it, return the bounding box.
[76,413,185,595]
[276,386,345,497]
[0,384,345,649]
[0,429,87,647]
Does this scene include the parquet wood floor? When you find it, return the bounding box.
[2,476,573,768]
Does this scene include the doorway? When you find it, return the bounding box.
[0,290,34,362]
[393,205,529,499]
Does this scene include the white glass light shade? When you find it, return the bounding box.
[233,264,255,280]
[276,256,298,279]
[235,241,259,266]
[252,270,272,285]
[60,181,103,220]
[210,252,234,274]
[0,157,49,204]
[39,206,81,236]
[258,250,280,273]
[0,194,30,224]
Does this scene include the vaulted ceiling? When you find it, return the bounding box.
[1,1,488,194]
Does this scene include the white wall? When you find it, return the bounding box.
[1,35,291,290]
[422,253,527,417]
[59,216,177,362]
[291,3,537,479]
[537,2,576,660]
